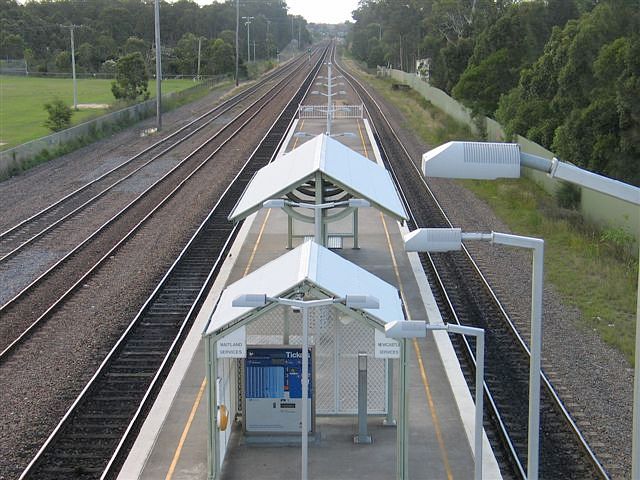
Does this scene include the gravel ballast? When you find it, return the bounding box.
[354,71,632,479]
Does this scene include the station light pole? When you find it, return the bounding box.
[404,227,544,480]
[311,62,345,136]
[385,319,485,480]
[232,293,380,480]
[421,140,640,478]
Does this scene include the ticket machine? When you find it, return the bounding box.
[243,346,314,435]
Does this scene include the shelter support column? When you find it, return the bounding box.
[353,209,360,249]
[314,171,324,246]
[383,359,396,426]
[206,337,220,480]
[397,339,409,479]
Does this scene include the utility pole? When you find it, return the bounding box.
[266,19,271,59]
[60,24,79,110]
[154,0,162,130]
[235,0,239,86]
[242,16,254,62]
[252,41,256,62]
[197,36,202,80]
[298,20,301,50]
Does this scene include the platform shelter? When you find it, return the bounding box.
[203,241,411,479]
[228,133,407,248]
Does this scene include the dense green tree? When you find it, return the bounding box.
[171,32,200,75]
[0,32,24,58]
[111,52,149,101]
[124,36,148,56]
[452,48,518,115]
[77,42,98,71]
[452,1,562,115]
[54,50,71,72]
[0,0,305,75]
[497,1,640,185]
[208,38,235,75]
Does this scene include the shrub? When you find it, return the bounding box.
[43,99,73,132]
[556,182,581,210]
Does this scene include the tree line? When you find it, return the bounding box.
[349,0,639,187]
[0,0,311,77]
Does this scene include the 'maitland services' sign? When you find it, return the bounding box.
[374,329,400,358]
[217,327,246,358]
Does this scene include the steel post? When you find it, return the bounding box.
[70,26,77,110]
[633,246,640,478]
[354,352,372,443]
[154,0,162,130]
[301,306,309,480]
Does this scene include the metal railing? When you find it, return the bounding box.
[298,104,363,119]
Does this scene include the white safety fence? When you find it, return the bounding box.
[298,104,364,119]
[242,303,387,415]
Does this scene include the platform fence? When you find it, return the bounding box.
[298,104,364,119]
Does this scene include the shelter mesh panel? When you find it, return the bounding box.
[337,318,386,413]
[244,304,386,414]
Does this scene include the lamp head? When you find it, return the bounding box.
[263,199,286,209]
[385,320,426,339]
[345,294,379,310]
[422,141,521,180]
[232,294,268,308]
[403,228,462,252]
[347,198,370,208]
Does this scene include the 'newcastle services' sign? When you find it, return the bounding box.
[374,329,400,358]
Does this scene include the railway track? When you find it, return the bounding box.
[0,59,299,263]
[16,44,329,480]
[334,53,610,479]
[0,50,321,359]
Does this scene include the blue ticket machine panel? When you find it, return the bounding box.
[243,346,314,434]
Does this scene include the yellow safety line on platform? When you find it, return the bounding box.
[165,377,207,480]
[244,209,272,277]
[379,210,454,479]
[165,206,274,479]
[357,119,369,159]
[292,119,305,150]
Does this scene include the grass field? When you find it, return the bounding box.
[0,76,198,149]
[342,53,638,364]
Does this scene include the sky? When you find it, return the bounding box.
[197,0,359,24]
[285,0,359,24]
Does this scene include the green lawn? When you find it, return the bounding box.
[0,76,197,149]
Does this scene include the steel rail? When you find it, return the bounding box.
[333,51,609,480]
[0,54,310,263]
[0,50,320,360]
[18,44,330,480]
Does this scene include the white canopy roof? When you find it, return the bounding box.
[228,134,407,221]
[204,241,404,337]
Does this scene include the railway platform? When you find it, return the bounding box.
[117,114,502,479]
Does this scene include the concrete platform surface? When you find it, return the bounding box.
[118,113,501,480]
